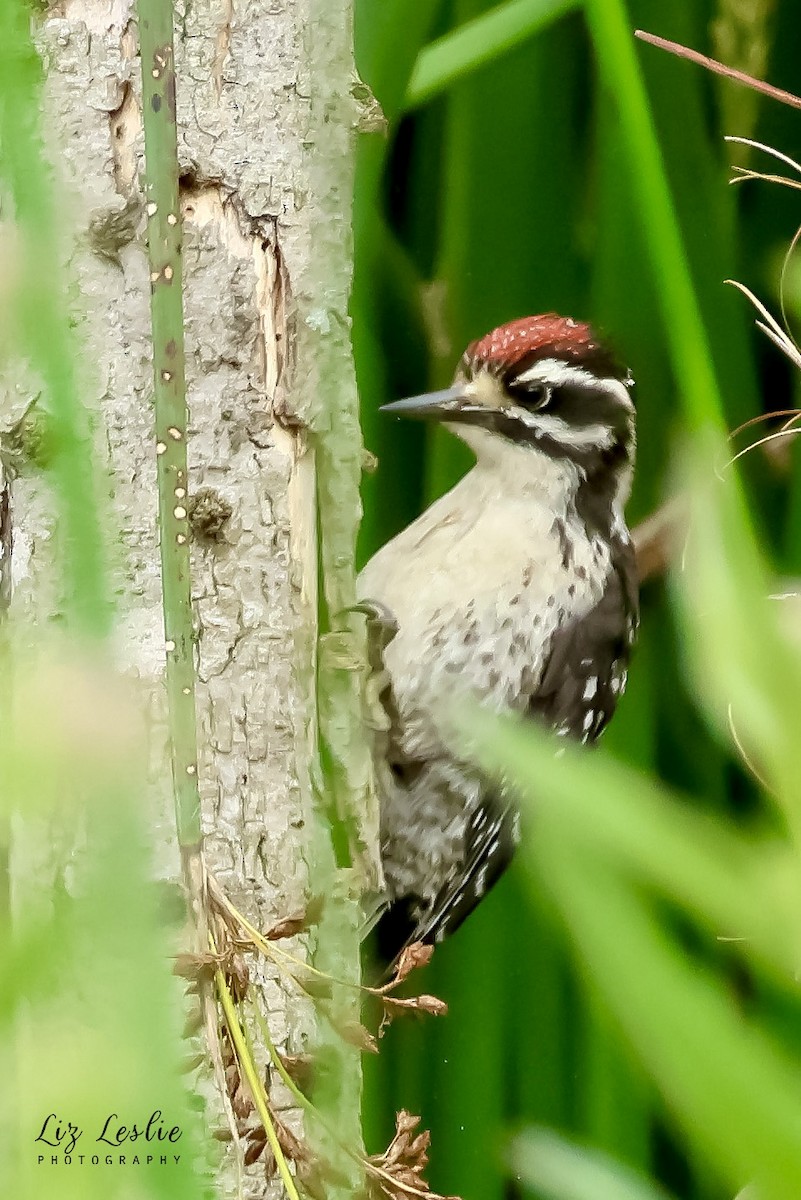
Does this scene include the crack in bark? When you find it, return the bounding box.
[109,22,140,196]
[212,0,234,99]
[0,461,11,611]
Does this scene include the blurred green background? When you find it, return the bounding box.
[352,1,801,1197]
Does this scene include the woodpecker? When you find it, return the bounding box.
[358,314,638,962]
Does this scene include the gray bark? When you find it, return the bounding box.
[2,0,365,1195]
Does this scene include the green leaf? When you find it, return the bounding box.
[530,850,801,1200]
[461,708,801,982]
[671,441,801,838]
[510,1128,677,1200]
[583,0,726,432]
[405,0,580,110]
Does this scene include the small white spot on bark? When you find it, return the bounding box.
[174,506,187,520]
[177,534,187,545]
[167,213,178,226]
[163,265,174,281]
[161,370,172,382]
[186,764,196,776]
[582,710,594,732]
[165,639,176,652]
[168,426,182,440]
[156,442,167,455]
[583,677,597,699]
[174,487,186,499]
[147,202,157,216]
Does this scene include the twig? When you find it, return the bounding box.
[723,428,801,472]
[208,873,436,1001]
[729,411,801,440]
[725,280,801,373]
[724,137,801,179]
[634,30,801,112]
[730,170,801,192]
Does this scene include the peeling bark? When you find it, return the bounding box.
[1,0,367,1195]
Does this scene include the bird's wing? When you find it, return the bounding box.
[528,544,638,743]
[372,793,517,968]
[367,544,638,969]
[413,798,518,942]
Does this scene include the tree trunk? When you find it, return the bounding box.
[4,1,372,1195]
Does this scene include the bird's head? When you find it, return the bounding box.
[381,314,636,505]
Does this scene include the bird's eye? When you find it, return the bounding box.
[522,384,551,410]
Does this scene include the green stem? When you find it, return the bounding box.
[136,0,201,847]
[583,0,726,433]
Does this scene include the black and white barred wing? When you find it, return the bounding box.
[409,796,518,948]
[529,551,638,744]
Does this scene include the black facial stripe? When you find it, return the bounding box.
[547,383,631,435]
[447,405,631,540]
[447,405,627,464]
[504,378,632,437]
[445,406,556,448]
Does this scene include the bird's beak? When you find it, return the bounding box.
[380,384,473,421]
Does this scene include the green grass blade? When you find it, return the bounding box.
[3,657,206,1200]
[583,0,726,433]
[0,0,110,636]
[669,439,801,846]
[405,0,580,110]
[463,711,801,981]
[539,854,801,1200]
[511,1128,677,1200]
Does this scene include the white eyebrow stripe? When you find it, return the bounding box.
[513,357,633,407]
[516,409,616,448]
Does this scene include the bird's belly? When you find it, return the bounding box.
[357,481,627,936]
[379,539,609,762]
